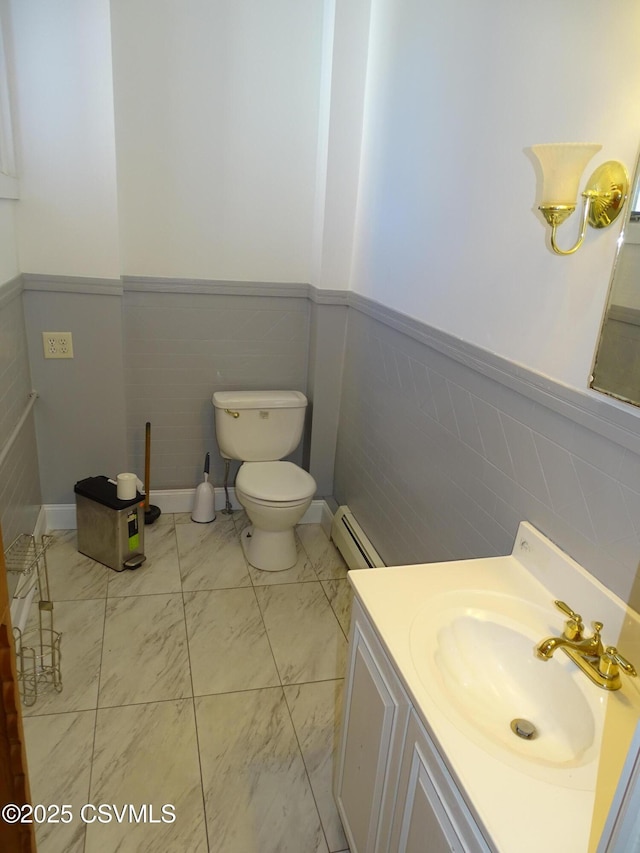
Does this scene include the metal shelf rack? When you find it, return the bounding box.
[5,533,62,707]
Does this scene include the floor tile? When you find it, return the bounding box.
[108,517,181,597]
[99,594,191,707]
[284,680,348,853]
[255,582,347,684]
[321,578,354,638]
[297,525,348,580]
[232,510,250,534]
[184,588,279,695]
[196,688,328,853]
[22,598,105,716]
[21,520,351,853]
[148,512,175,525]
[23,710,96,853]
[85,699,208,853]
[174,512,190,524]
[46,531,111,600]
[177,516,251,590]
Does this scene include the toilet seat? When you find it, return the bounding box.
[236,461,316,502]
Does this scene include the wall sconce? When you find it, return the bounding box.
[532,143,629,255]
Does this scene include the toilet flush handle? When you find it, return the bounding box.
[225,409,240,418]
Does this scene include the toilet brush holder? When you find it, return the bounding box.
[192,452,216,523]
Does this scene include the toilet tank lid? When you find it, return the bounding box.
[212,390,308,410]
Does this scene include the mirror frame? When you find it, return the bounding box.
[590,149,640,406]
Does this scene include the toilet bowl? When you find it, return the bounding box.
[236,461,316,571]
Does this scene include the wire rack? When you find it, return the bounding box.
[5,533,62,707]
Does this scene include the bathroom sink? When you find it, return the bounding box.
[410,590,604,788]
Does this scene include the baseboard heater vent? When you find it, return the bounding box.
[330,506,385,570]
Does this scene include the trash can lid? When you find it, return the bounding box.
[74,475,143,510]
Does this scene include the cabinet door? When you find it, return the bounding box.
[335,600,409,853]
[391,712,493,853]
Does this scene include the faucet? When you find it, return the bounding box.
[536,600,637,691]
[536,600,603,658]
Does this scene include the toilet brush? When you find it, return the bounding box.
[192,452,216,523]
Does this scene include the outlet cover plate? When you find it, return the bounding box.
[43,332,74,359]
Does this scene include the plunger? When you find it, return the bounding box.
[144,421,161,525]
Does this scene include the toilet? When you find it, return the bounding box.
[212,390,316,571]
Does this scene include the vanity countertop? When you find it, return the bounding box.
[348,522,640,853]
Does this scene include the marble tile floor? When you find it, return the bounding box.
[22,512,354,853]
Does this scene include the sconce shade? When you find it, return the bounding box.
[532,143,602,204]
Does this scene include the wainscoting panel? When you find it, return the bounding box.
[334,308,640,609]
[0,280,41,556]
[123,287,311,489]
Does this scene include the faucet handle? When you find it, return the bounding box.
[599,646,638,680]
[554,600,584,638]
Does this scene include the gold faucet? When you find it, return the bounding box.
[536,600,637,691]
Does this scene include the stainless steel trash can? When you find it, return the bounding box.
[74,475,146,571]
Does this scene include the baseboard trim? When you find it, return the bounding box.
[44,504,77,531]
[43,491,330,530]
[301,500,327,525]
[33,504,47,540]
[320,500,334,538]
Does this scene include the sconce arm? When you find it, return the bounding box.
[548,193,593,256]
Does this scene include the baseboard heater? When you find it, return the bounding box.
[330,506,385,569]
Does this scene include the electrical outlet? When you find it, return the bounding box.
[43,332,74,359]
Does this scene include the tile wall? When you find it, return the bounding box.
[334,308,640,610]
[22,279,128,505]
[0,279,41,561]
[123,288,311,490]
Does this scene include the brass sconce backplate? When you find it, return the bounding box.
[586,160,629,229]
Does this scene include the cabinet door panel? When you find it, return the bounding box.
[399,746,462,853]
[392,711,493,853]
[336,601,409,853]
[339,635,395,851]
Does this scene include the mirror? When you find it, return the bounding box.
[591,157,640,405]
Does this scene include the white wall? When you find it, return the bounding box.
[8,0,120,278]
[0,201,17,282]
[7,0,360,289]
[311,0,372,291]
[7,0,640,390]
[350,0,640,389]
[110,0,324,282]
[0,0,17,282]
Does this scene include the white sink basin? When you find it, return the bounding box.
[410,590,605,788]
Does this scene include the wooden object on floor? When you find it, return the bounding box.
[0,524,36,853]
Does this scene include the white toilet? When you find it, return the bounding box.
[212,390,317,571]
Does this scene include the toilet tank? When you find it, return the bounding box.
[212,390,308,461]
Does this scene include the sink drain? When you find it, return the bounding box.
[510,718,537,740]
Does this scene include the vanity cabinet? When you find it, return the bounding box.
[335,599,493,853]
